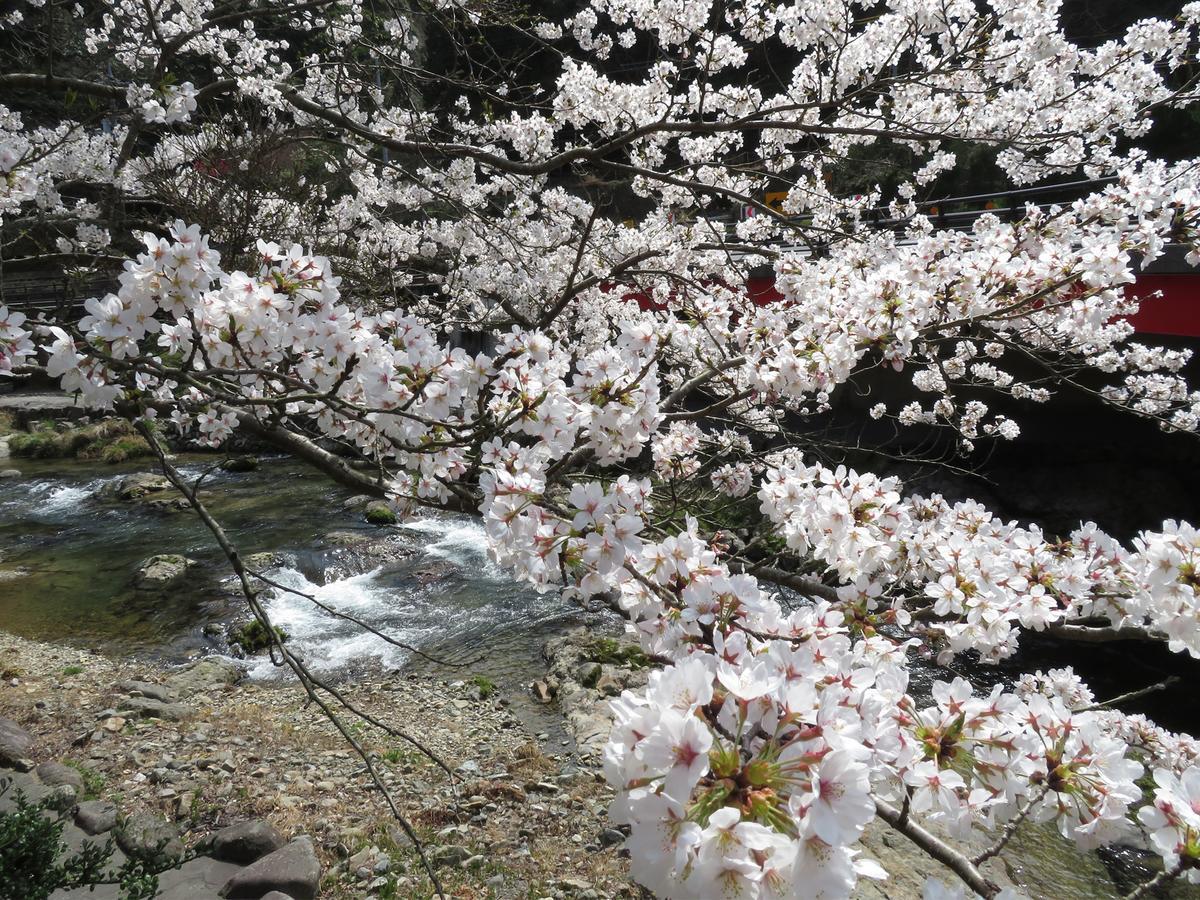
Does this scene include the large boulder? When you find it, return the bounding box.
[207,819,285,864]
[164,657,243,697]
[132,554,197,591]
[0,717,33,770]
[75,799,118,835]
[219,836,321,900]
[34,761,84,793]
[116,696,192,721]
[116,813,183,861]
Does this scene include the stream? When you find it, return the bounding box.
[0,455,596,739]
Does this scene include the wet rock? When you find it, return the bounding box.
[75,799,118,835]
[35,760,84,792]
[219,835,320,900]
[220,455,259,472]
[107,472,173,501]
[243,551,282,570]
[260,894,296,900]
[342,494,373,511]
[0,717,34,769]
[208,819,285,864]
[133,554,197,591]
[115,680,177,703]
[117,696,192,721]
[165,658,243,696]
[531,680,555,703]
[116,812,184,860]
[364,500,397,526]
[0,468,20,479]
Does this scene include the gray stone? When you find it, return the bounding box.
[598,828,625,848]
[75,799,118,835]
[115,679,177,702]
[107,472,173,501]
[53,855,242,900]
[219,836,320,900]
[0,468,21,479]
[209,819,285,864]
[259,894,296,900]
[429,844,471,868]
[116,812,184,860]
[165,658,243,697]
[117,696,192,721]
[133,554,197,591]
[575,662,602,688]
[35,761,84,792]
[0,717,33,769]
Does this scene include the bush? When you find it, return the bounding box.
[8,419,152,464]
[0,788,112,900]
[469,674,496,699]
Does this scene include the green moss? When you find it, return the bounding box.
[586,637,650,668]
[231,619,288,653]
[61,665,83,677]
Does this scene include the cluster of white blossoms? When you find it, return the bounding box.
[126,82,199,125]
[597,520,1197,898]
[760,453,1200,661]
[0,305,33,374]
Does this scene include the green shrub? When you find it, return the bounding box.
[0,789,112,900]
[8,419,152,463]
[469,674,496,699]
[61,665,83,676]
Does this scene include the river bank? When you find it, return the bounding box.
[0,629,636,899]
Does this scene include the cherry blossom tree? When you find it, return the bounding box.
[3,0,1200,896]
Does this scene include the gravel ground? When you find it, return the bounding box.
[0,630,642,899]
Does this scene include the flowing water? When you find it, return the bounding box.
[0,455,587,736]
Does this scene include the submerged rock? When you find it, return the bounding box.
[132,554,197,591]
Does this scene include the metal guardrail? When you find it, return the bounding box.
[0,272,116,317]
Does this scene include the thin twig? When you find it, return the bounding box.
[136,419,448,898]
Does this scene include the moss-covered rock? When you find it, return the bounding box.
[230,620,288,653]
[220,456,260,473]
[364,501,397,526]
